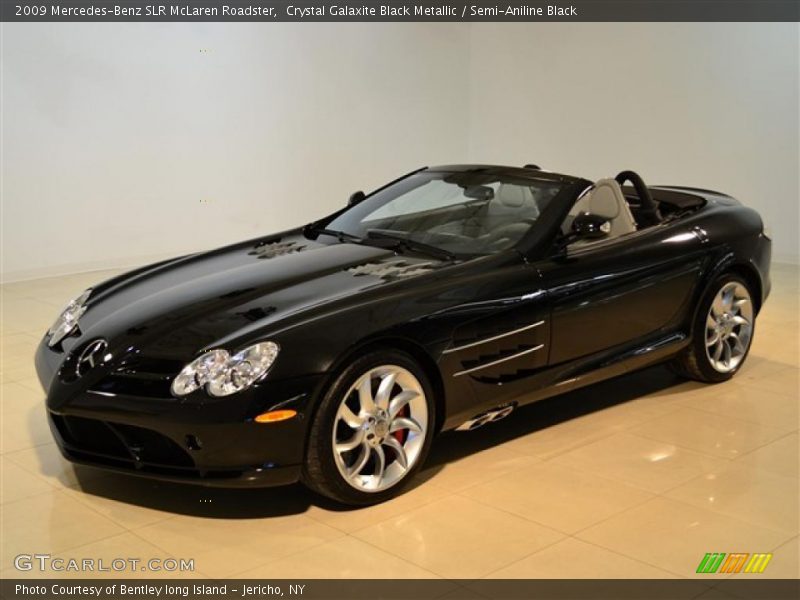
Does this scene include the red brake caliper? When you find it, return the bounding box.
[392,405,408,444]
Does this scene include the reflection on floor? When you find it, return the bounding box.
[1,264,797,579]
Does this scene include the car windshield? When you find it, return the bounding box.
[324,171,563,257]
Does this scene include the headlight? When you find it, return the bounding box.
[171,341,279,397]
[47,289,92,347]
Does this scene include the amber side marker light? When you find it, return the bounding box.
[254,409,297,423]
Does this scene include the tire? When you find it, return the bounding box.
[671,273,756,383]
[302,349,436,505]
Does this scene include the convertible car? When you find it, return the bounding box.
[36,165,771,504]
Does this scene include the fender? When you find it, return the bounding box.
[688,250,763,339]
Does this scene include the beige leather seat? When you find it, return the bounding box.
[569,178,637,238]
[432,184,541,239]
[484,183,539,227]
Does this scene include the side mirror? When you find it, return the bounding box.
[571,212,611,240]
[348,191,366,207]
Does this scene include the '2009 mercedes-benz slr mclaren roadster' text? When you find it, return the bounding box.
[36,165,771,504]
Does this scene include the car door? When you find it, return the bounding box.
[436,259,552,424]
[537,225,706,367]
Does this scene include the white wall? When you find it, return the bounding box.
[467,23,800,263]
[2,22,798,281]
[1,23,470,280]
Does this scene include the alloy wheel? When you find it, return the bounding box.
[705,281,753,373]
[332,365,428,492]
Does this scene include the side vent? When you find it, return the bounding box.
[249,240,306,260]
[456,404,516,431]
[347,260,435,281]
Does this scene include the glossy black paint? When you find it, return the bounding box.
[35,165,771,487]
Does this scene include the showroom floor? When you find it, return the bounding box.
[1,265,797,580]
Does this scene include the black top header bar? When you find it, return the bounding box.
[2,1,799,22]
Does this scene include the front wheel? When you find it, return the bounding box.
[672,274,755,383]
[303,350,435,505]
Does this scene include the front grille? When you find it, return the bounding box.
[51,414,194,470]
[52,414,129,456]
[91,376,173,398]
[90,356,183,398]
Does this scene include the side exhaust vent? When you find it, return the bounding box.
[456,403,516,431]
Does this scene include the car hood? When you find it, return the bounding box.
[73,231,449,360]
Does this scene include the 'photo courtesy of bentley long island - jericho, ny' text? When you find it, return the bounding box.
[36,165,771,505]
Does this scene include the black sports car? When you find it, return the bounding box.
[36,165,771,505]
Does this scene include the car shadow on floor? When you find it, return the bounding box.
[64,364,696,519]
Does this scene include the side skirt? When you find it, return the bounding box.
[443,332,690,431]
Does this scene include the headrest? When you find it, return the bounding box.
[587,179,623,219]
[495,184,528,209]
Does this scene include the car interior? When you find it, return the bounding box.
[565,178,639,238]
[561,170,708,245]
[354,176,563,255]
[422,169,708,252]
[335,168,708,257]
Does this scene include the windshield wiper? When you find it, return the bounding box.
[305,225,364,244]
[366,230,456,261]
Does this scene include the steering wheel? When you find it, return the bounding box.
[615,171,662,226]
[483,219,537,249]
[424,230,473,245]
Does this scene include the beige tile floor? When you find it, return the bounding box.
[0,264,797,579]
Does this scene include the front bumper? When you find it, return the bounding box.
[756,232,772,307]
[47,411,304,488]
[37,339,322,488]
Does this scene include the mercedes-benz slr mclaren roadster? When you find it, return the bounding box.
[36,165,771,505]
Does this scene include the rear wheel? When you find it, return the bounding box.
[672,274,755,382]
[303,350,435,505]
